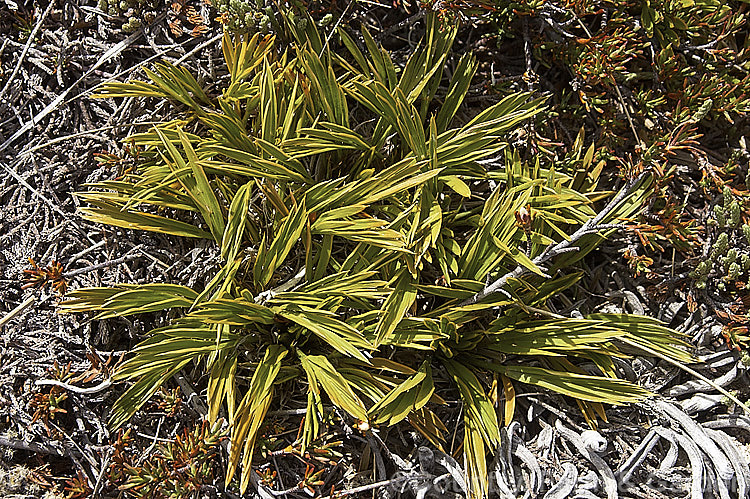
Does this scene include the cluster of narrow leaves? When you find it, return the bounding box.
[440,0,749,266]
[61,15,692,497]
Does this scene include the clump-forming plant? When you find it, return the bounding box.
[62,14,692,497]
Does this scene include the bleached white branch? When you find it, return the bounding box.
[460,172,648,307]
[35,379,112,395]
[254,267,306,305]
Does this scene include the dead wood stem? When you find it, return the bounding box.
[461,172,648,306]
[0,1,55,105]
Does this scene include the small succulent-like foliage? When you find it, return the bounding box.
[97,0,210,36]
[107,422,225,498]
[695,186,750,290]
[212,0,276,33]
[23,258,67,296]
[97,0,158,33]
[62,14,691,497]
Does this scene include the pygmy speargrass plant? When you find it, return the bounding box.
[61,14,692,498]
